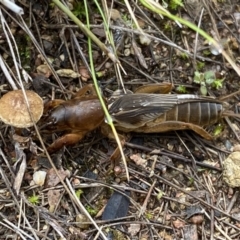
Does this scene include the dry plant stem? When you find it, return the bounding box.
[210,204,214,239]
[226,191,239,214]
[0,146,15,177]
[52,0,118,64]
[154,173,240,223]
[219,89,240,101]
[175,132,197,171]
[83,1,129,182]
[18,16,66,91]
[0,165,39,239]
[124,0,144,34]
[43,23,223,64]
[138,179,156,218]
[203,174,214,195]
[0,10,21,89]
[35,128,108,239]
[119,57,157,82]
[224,116,240,141]
[214,223,232,240]
[9,78,107,238]
[140,0,240,77]
[193,8,204,67]
[125,142,221,171]
[0,55,17,89]
[2,8,66,91]
[132,0,172,42]
[65,179,108,240]
[149,155,157,177]
[95,0,127,89]
[0,216,34,239]
[59,27,75,70]
[71,29,92,76]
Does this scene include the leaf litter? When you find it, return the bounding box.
[0,1,240,239]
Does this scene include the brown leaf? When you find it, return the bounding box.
[36,64,52,77]
[56,69,80,78]
[13,157,27,195]
[48,189,61,212]
[130,154,147,167]
[45,168,69,188]
[172,219,185,229]
[79,66,90,81]
[76,214,89,229]
[189,215,204,225]
[128,223,141,236]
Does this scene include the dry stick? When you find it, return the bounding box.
[141,0,240,77]
[226,191,239,214]
[65,179,108,240]
[224,116,240,141]
[52,0,118,64]
[138,179,156,218]
[214,223,232,240]
[175,131,197,172]
[154,173,240,223]
[2,8,66,92]
[124,142,221,171]
[0,216,34,240]
[7,49,108,240]
[219,89,240,101]
[18,16,66,91]
[0,56,17,89]
[0,162,39,239]
[193,8,205,68]
[43,23,225,65]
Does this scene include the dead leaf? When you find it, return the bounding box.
[172,219,185,229]
[76,214,89,229]
[109,9,121,20]
[56,69,80,78]
[13,142,27,195]
[128,223,141,236]
[130,154,147,167]
[91,28,106,37]
[189,215,204,224]
[12,134,38,154]
[14,157,26,195]
[79,66,90,81]
[36,64,52,77]
[12,134,30,143]
[131,38,147,69]
[48,189,61,212]
[45,168,69,188]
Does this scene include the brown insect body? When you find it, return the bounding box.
[42,84,232,152]
[109,94,225,139]
[45,96,103,132]
[42,93,104,153]
[165,100,223,126]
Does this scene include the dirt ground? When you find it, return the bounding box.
[0,0,240,239]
